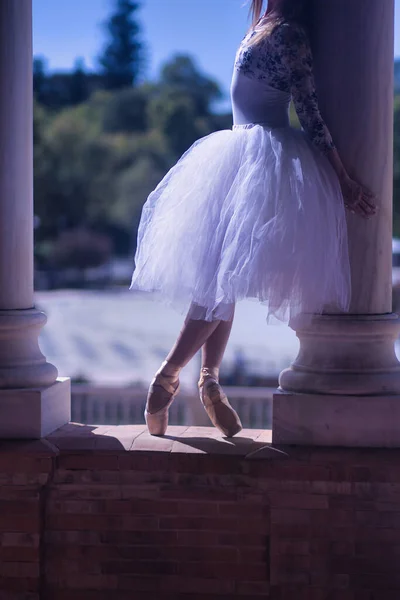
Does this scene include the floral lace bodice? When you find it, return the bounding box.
[234,21,335,153]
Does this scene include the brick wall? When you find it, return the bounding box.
[1,425,400,599]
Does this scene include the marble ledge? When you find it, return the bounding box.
[2,423,400,466]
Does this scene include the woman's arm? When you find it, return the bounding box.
[278,23,376,218]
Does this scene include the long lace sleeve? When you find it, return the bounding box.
[278,23,335,153]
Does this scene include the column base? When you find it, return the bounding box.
[273,390,400,447]
[280,313,400,395]
[0,377,71,439]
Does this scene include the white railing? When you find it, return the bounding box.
[71,384,274,429]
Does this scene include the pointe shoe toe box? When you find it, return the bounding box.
[200,380,242,438]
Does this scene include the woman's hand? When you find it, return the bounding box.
[340,175,377,219]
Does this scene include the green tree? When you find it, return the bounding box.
[148,90,201,157]
[395,59,400,94]
[33,57,49,105]
[33,48,235,271]
[160,54,222,116]
[52,227,113,287]
[98,0,144,90]
[102,87,148,133]
[34,105,114,235]
[69,58,90,105]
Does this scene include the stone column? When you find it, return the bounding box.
[273,0,400,446]
[0,0,70,438]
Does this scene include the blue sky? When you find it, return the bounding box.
[33,0,400,103]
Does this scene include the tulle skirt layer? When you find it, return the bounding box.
[130,124,351,323]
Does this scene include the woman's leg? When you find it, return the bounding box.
[166,315,221,368]
[197,306,242,436]
[147,311,221,412]
[147,303,241,437]
[200,308,235,381]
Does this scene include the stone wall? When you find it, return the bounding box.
[1,424,400,599]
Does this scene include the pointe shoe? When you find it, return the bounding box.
[198,368,242,437]
[145,373,180,436]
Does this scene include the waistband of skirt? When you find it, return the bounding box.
[232,122,289,131]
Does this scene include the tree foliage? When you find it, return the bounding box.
[98,0,144,90]
[33,54,226,259]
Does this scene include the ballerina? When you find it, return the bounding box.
[130,0,377,437]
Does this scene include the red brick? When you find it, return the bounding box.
[355,542,400,558]
[105,499,179,516]
[48,499,105,514]
[236,518,269,534]
[347,555,400,574]
[47,543,175,562]
[309,539,330,555]
[160,516,238,531]
[118,452,173,472]
[119,471,171,486]
[350,572,400,589]
[331,541,356,556]
[47,573,119,590]
[177,530,216,546]
[102,529,178,546]
[0,455,53,473]
[47,590,233,600]
[239,547,268,563]
[102,560,178,575]
[269,493,329,510]
[273,569,310,585]
[272,554,310,571]
[275,539,310,556]
[54,484,121,500]
[276,465,331,481]
[220,501,268,517]
[0,500,38,515]
[0,485,40,500]
[354,527,400,543]
[333,574,351,590]
[119,515,159,531]
[47,513,122,531]
[44,592,108,600]
[354,592,398,600]
[46,557,101,576]
[323,509,354,527]
[120,484,161,500]
[178,561,266,581]
[0,593,39,600]
[161,488,237,501]
[1,532,40,547]
[169,545,237,563]
[179,501,219,516]
[117,574,235,594]
[54,470,119,484]
[235,580,270,596]
[0,577,39,592]
[312,481,352,495]
[376,512,400,528]
[279,587,329,600]
[237,532,269,548]
[0,546,39,562]
[0,562,39,578]
[47,544,109,561]
[271,509,311,526]
[331,593,355,600]
[0,514,40,533]
[45,530,101,545]
[58,454,119,470]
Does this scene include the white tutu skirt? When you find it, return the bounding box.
[130,124,351,323]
